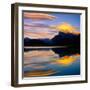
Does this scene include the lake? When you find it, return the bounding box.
[23,47,80,77]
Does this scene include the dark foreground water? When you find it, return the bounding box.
[23,47,80,77]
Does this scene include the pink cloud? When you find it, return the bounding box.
[24,12,56,20]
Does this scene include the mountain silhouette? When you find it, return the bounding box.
[24,32,80,47]
[24,38,54,46]
[52,32,80,48]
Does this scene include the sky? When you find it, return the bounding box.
[23,12,80,39]
[24,12,80,27]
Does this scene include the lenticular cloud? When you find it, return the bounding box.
[24,23,59,39]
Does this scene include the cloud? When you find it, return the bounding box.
[24,12,56,20]
[51,22,80,35]
[24,23,50,28]
[24,23,59,39]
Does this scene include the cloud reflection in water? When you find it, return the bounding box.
[24,48,80,77]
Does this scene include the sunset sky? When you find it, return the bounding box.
[23,12,80,39]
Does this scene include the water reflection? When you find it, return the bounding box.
[24,47,80,77]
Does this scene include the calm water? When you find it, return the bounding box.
[23,47,80,77]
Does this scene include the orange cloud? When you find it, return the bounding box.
[51,22,80,35]
[24,12,56,20]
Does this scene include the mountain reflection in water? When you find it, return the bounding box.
[24,47,80,77]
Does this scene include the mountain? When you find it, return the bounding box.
[24,38,54,46]
[52,32,80,47]
[24,32,80,47]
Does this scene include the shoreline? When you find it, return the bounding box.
[24,46,66,49]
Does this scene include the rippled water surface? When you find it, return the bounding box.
[23,47,80,77]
